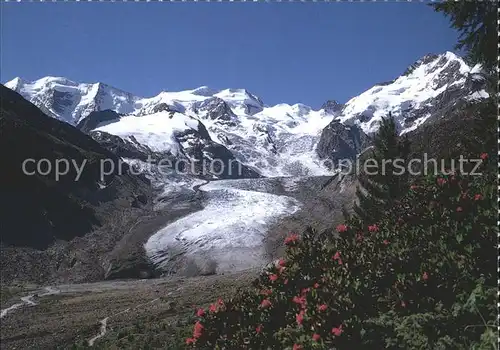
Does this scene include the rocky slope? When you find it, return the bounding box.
[0,85,163,284]
[0,85,151,249]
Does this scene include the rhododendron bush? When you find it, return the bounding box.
[186,156,496,349]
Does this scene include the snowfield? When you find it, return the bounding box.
[95,111,200,154]
[198,102,334,177]
[144,179,300,274]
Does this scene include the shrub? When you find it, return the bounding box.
[185,155,496,349]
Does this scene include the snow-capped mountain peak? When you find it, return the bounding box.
[314,51,489,166]
[5,76,137,125]
[335,51,488,135]
[4,77,24,91]
[214,88,265,115]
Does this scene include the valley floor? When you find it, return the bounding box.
[0,270,258,349]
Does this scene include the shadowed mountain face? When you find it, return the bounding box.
[76,109,122,133]
[0,85,150,249]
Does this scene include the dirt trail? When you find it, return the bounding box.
[1,286,60,319]
[87,297,160,346]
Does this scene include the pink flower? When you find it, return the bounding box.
[332,251,343,265]
[437,177,447,186]
[293,345,303,350]
[368,224,379,232]
[256,324,263,334]
[312,333,321,341]
[383,239,389,245]
[186,337,195,345]
[284,279,289,285]
[401,301,406,308]
[356,233,363,242]
[278,258,286,267]
[336,224,348,233]
[209,303,217,313]
[296,311,304,325]
[193,321,204,339]
[331,324,343,336]
[422,272,429,281]
[284,233,299,245]
[301,288,310,295]
[260,289,273,296]
[196,308,205,317]
[410,184,418,190]
[474,194,483,201]
[317,304,328,312]
[480,153,488,160]
[456,206,463,212]
[260,299,272,309]
[313,282,320,289]
[269,274,278,282]
[292,295,307,307]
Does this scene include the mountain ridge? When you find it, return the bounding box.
[4,51,481,123]
[4,51,488,178]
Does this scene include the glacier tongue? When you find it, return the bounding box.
[144,178,301,275]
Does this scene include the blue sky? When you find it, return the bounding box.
[1,3,459,108]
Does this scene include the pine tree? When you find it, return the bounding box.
[466,96,497,182]
[431,1,497,181]
[353,114,410,223]
[429,1,497,71]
